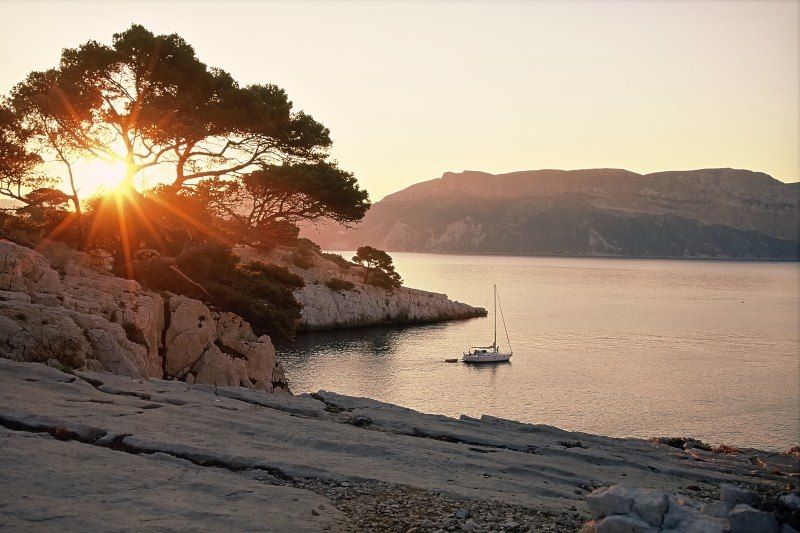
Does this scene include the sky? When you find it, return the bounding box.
[0,0,798,200]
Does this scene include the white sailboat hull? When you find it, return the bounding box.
[461,284,513,364]
[462,351,512,363]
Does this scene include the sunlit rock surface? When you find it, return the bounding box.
[237,246,486,330]
[0,359,797,531]
[0,240,287,392]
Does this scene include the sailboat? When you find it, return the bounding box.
[462,284,513,363]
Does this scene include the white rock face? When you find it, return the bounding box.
[0,240,286,392]
[236,246,486,330]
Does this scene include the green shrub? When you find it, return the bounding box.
[325,278,355,292]
[132,243,303,341]
[365,270,401,291]
[321,252,352,270]
[131,256,207,299]
[295,238,321,253]
[175,244,239,281]
[289,248,315,269]
[241,261,305,289]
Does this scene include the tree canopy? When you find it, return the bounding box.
[352,246,402,289]
[1,24,369,255]
[10,24,335,190]
[0,24,374,339]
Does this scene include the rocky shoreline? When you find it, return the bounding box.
[0,239,484,393]
[1,358,797,531]
[236,246,487,330]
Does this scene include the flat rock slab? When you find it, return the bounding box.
[0,428,345,532]
[0,359,796,531]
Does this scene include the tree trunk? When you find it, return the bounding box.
[72,194,85,250]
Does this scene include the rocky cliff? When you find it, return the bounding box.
[304,168,800,260]
[0,240,288,392]
[236,246,486,330]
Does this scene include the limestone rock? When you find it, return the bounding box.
[662,497,702,530]
[728,504,780,533]
[0,240,287,393]
[587,485,636,518]
[720,483,758,505]
[581,484,785,533]
[235,245,486,331]
[164,296,215,377]
[632,489,669,527]
[779,492,800,512]
[595,514,655,533]
[0,241,61,293]
[0,301,89,367]
[701,500,734,518]
[193,344,249,388]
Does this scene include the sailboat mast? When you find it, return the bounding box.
[493,284,497,349]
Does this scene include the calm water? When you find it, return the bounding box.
[280,253,800,451]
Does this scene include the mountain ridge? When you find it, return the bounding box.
[303,168,800,260]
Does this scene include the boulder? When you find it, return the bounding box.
[193,344,249,388]
[662,497,702,530]
[164,296,215,377]
[587,485,637,518]
[779,492,800,512]
[0,302,90,367]
[720,483,758,505]
[0,241,61,293]
[728,504,779,533]
[595,514,655,533]
[631,489,669,527]
[679,516,727,533]
[700,500,734,518]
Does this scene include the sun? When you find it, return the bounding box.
[71,156,130,196]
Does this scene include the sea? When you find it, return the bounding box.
[280,252,800,451]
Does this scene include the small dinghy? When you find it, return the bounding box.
[462,284,513,363]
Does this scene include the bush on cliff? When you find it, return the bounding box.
[288,241,318,270]
[321,252,353,270]
[325,278,355,292]
[352,246,402,290]
[132,244,303,341]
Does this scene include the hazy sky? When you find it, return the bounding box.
[1,0,798,200]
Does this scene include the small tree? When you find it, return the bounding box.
[352,246,402,289]
[0,101,78,243]
[0,103,42,201]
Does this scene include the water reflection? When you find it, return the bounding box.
[280,253,800,450]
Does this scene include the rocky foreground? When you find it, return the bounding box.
[1,358,798,532]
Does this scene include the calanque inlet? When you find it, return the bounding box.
[0,237,798,532]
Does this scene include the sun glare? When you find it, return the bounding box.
[71,157,130,196]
